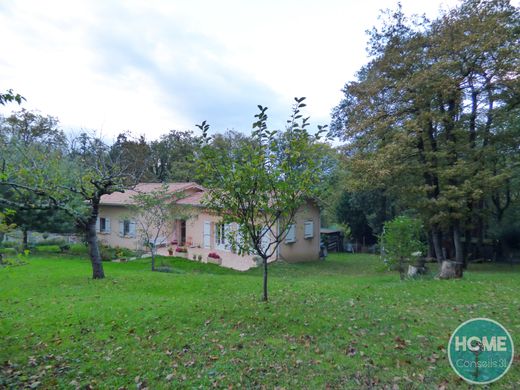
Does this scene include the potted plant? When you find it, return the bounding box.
[175,246,188,258]
[168,246,174,256]
[207,252,222,265]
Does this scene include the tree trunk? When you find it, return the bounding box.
[431,227,444,264]
[426,231,434,259]
[399,256,405,280]
[463,228,472,263]
[262,256,268,302]
[0,232,4,243]
[439,260,463,279]
[22,228,28,250]
[453,223,465,271]
[86,202,104,279]
[151,246,156,271]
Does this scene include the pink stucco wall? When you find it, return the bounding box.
[98,200,320,270]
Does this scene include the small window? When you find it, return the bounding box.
[119,220,136,238]
[285,224,296,243]
[215,223,230,250]
[215,223,225,246]
[100,217,111,233]
[97,217,110,233]
[304,221,314,239]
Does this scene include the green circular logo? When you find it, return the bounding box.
[448,318,514,384]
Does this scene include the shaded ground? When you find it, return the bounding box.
[1,253,519,389]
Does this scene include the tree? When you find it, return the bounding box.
[380,216,425,280]
[0,89,25,106]
[148,130,200,182]
[1,131,143,279]
[0,110,73,249]
[0,89,24,239]
[111,132,154,183]
[197,98,327,301]
[335,189,396,247]
[129,184,196,271]
[331,0,520,266]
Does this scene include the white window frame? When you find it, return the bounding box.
[99,217,111,233]
[203,221,211,249]
[304,220,314,239]
[285,223,296,244]
[215,223,230,251]
[120,219,136,238]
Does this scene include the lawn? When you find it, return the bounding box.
[1,253,519,389]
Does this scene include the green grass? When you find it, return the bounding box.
[1,253,519,389]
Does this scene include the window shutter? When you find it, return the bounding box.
[285,224,296,243]
[224,223,231,250]
[129,221,136,238]
[96,217,100,232]
[119,220,124,237]
[106,218,111,233]
[304,221,314,239]
[203,221,211,249]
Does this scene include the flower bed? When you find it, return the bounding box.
[207,252,221,265]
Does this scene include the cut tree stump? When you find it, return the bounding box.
[439,260,463,279]
[407,265,427,278]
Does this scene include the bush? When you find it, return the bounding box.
[380,216,425,280]
[0,241,17,249]
[99,245,136,261]
[99,245,117,261]
[35,238,66,246]
[175,246,188,253]
[33,245,61,253]
[68,243,89,256]
[0,247,17,255]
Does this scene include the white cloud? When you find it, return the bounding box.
[1,0,465,140]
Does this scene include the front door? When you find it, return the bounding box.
[180,220,186,246]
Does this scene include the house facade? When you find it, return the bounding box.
[97,183,321,271]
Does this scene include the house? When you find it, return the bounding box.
[97,182,321,271]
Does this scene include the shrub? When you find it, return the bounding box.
[35,238,66,246]
[380,216,425,280]
[100,245,117,261]
[0,247,17,255]
[175,246,188,253]
[208,252,221,259]
[68,243,89,256]
[33,245,60,253]
[0,241,17,249]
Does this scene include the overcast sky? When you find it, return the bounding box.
[1,0,464,141]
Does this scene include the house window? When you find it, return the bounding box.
[124,220,131,236]
[285,224,296,243]
[119,219,136,238]
[304,221,314,239]
[97,217,110,233]
[215,223,230,250]
[215,223,225,247]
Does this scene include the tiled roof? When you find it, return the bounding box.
[100,182,204,206]
[176,190,205,206]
